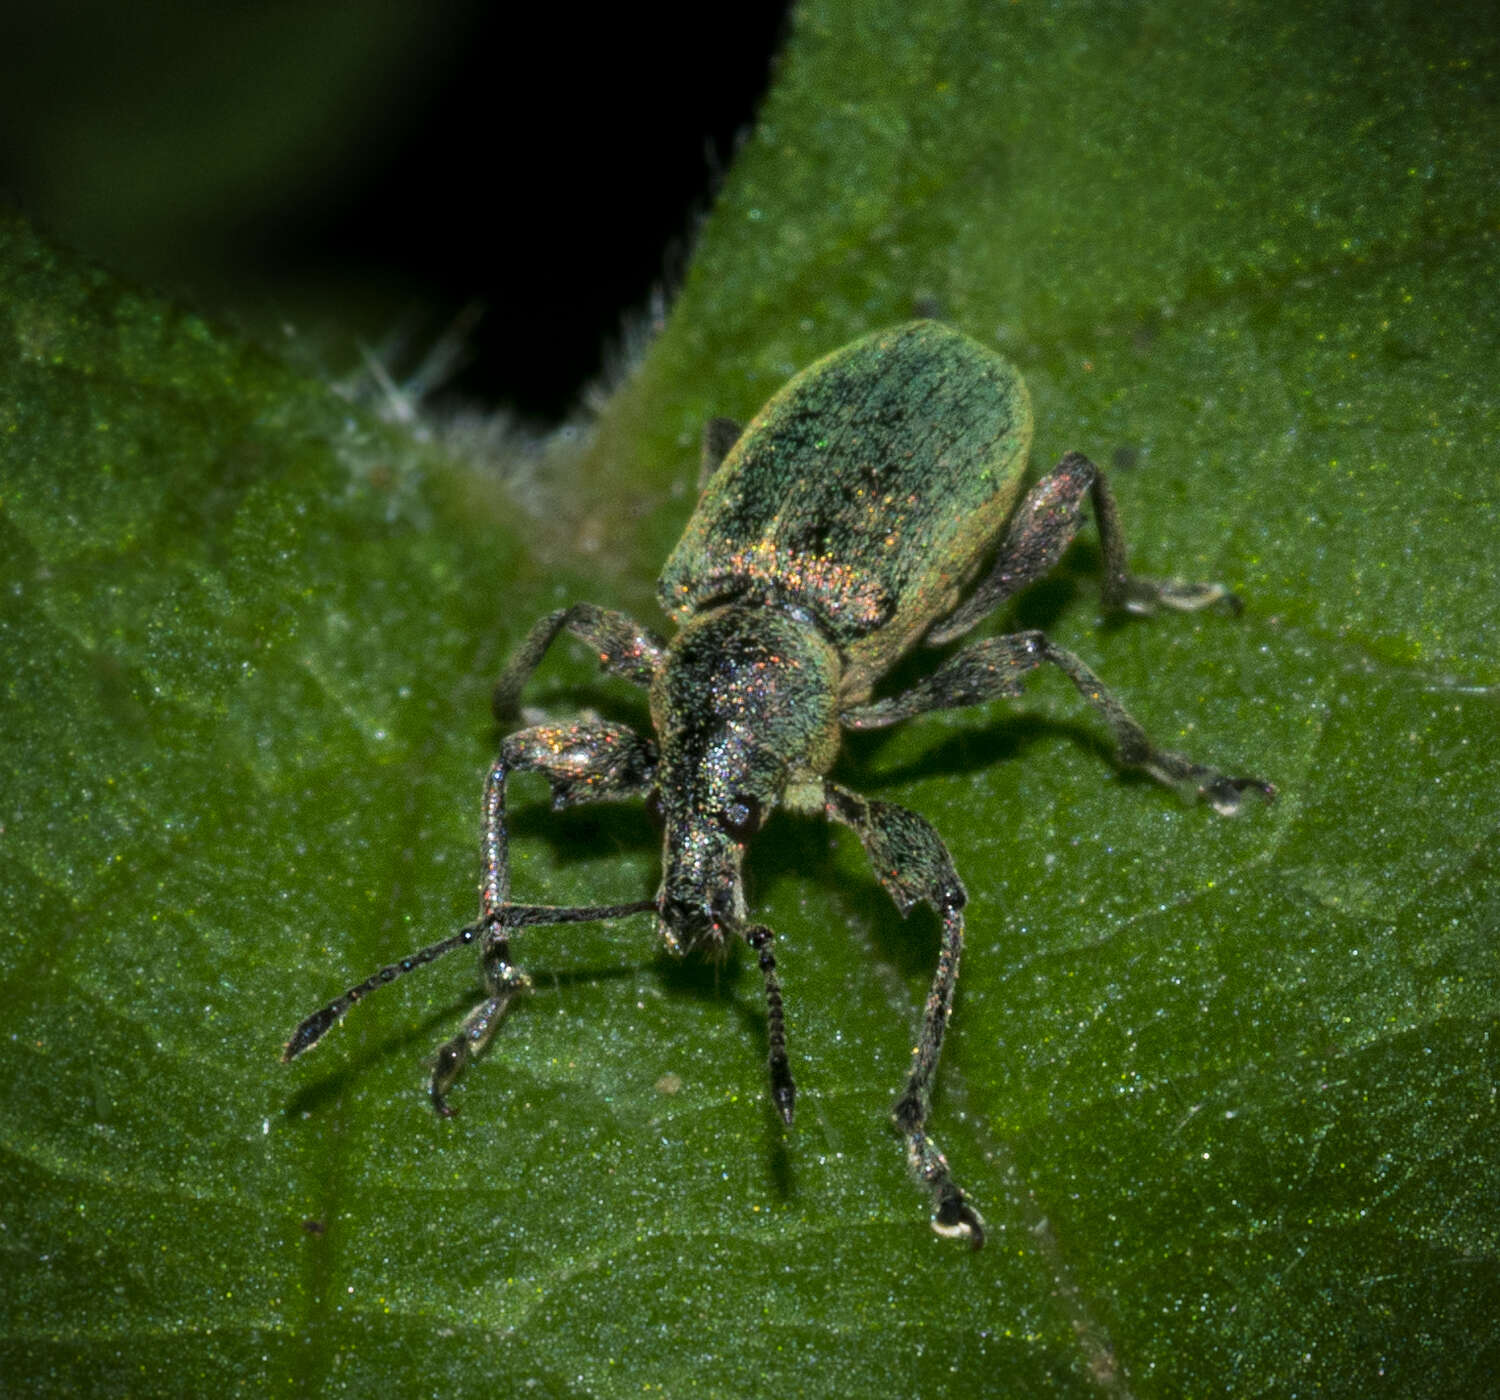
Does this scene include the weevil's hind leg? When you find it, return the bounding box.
[699,417,742,490]
[844,631,1273,813]
[824,782,985,1248]
[928,451,1238,647]
[492,602,668,720]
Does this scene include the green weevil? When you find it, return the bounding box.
[284,320,1272,1247]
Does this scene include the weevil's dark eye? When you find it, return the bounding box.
[718,795,763,840]
[645,789,666,829]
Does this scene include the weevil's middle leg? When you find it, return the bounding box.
[824,782,985,1248]
[843,632,1273,813]
[741,922,796,1124]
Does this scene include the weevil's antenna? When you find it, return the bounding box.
[282,900,657,1063]
[742,923,796,1124]
[282,925,481,1062]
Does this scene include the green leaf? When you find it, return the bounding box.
[3,2,1497,1396]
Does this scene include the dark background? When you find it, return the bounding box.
[0,4,792,420]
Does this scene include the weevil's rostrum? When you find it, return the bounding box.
[284,321,1273,1246]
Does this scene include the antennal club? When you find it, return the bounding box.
[282,899,657,1063]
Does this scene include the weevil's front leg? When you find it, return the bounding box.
[427,719,659,1114]
[492,602,667,720]
[824,782,985,1248]
[928,451,1238,646]
[844,632,1273,814]
[284,719,658,1086]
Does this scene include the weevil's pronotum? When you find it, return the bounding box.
[283,321,1272,1246]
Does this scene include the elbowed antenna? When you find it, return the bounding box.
[282,900,658,1062]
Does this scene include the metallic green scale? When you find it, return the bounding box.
[660,322,1032,701]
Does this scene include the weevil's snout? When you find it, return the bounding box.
[651,740,783,955]
[657,824,746,954]
[659,893,706,939]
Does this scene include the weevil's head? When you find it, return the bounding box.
[649,603,841,953]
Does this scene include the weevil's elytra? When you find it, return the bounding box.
[660,327,1034,698]
[283,320,1274,1247]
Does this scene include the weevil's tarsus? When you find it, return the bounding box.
[492,602,667,721]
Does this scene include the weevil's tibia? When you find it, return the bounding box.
[824,783,986,1247]
[742,923,796,1123]
[491,603,666,721]
[928,450,1239,647]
